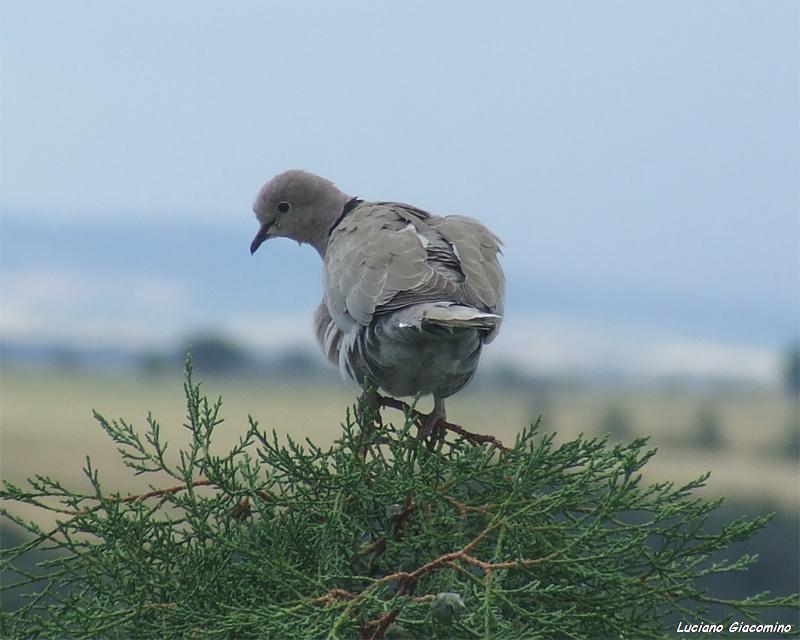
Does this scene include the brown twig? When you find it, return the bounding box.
[360,609,399,640]
[374,545,557,592]
[113,479,215,503]
[373,522,556,593]
[443,495,495,519]
[309,588,357,606]
[353,524,558,638]
[442,421,510,452]
[393,495,416,540]
[353,495,416,577]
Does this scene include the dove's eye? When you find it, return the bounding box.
[277,201,291,214]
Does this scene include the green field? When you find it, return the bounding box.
[2,366,797,529]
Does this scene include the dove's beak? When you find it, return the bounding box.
[250,223,271,255]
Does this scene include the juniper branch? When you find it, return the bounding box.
[2,361,797,639]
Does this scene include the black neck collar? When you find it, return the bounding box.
[329,197,362,235]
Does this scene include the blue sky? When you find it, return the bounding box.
[1,1,797,382]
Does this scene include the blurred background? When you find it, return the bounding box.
[1,0,798,618]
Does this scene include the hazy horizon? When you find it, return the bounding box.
[2,1,797,384]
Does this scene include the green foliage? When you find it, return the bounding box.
[2,363,797,639]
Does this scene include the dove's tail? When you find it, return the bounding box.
[394,302,502,332]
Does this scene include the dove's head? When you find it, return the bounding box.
[251,170,351,258]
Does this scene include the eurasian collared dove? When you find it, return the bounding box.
[250,170,505,432]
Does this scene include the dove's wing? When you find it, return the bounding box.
[323,202,504,339]
[428,215,505,341]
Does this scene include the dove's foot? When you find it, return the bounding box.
[375,393,510,452]
[373,393,441,442]
[417,414,446,450]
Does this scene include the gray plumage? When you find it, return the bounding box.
[251,170,505,425]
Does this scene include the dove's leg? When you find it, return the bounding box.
[419,394,447,442]
[431,395,446,426]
